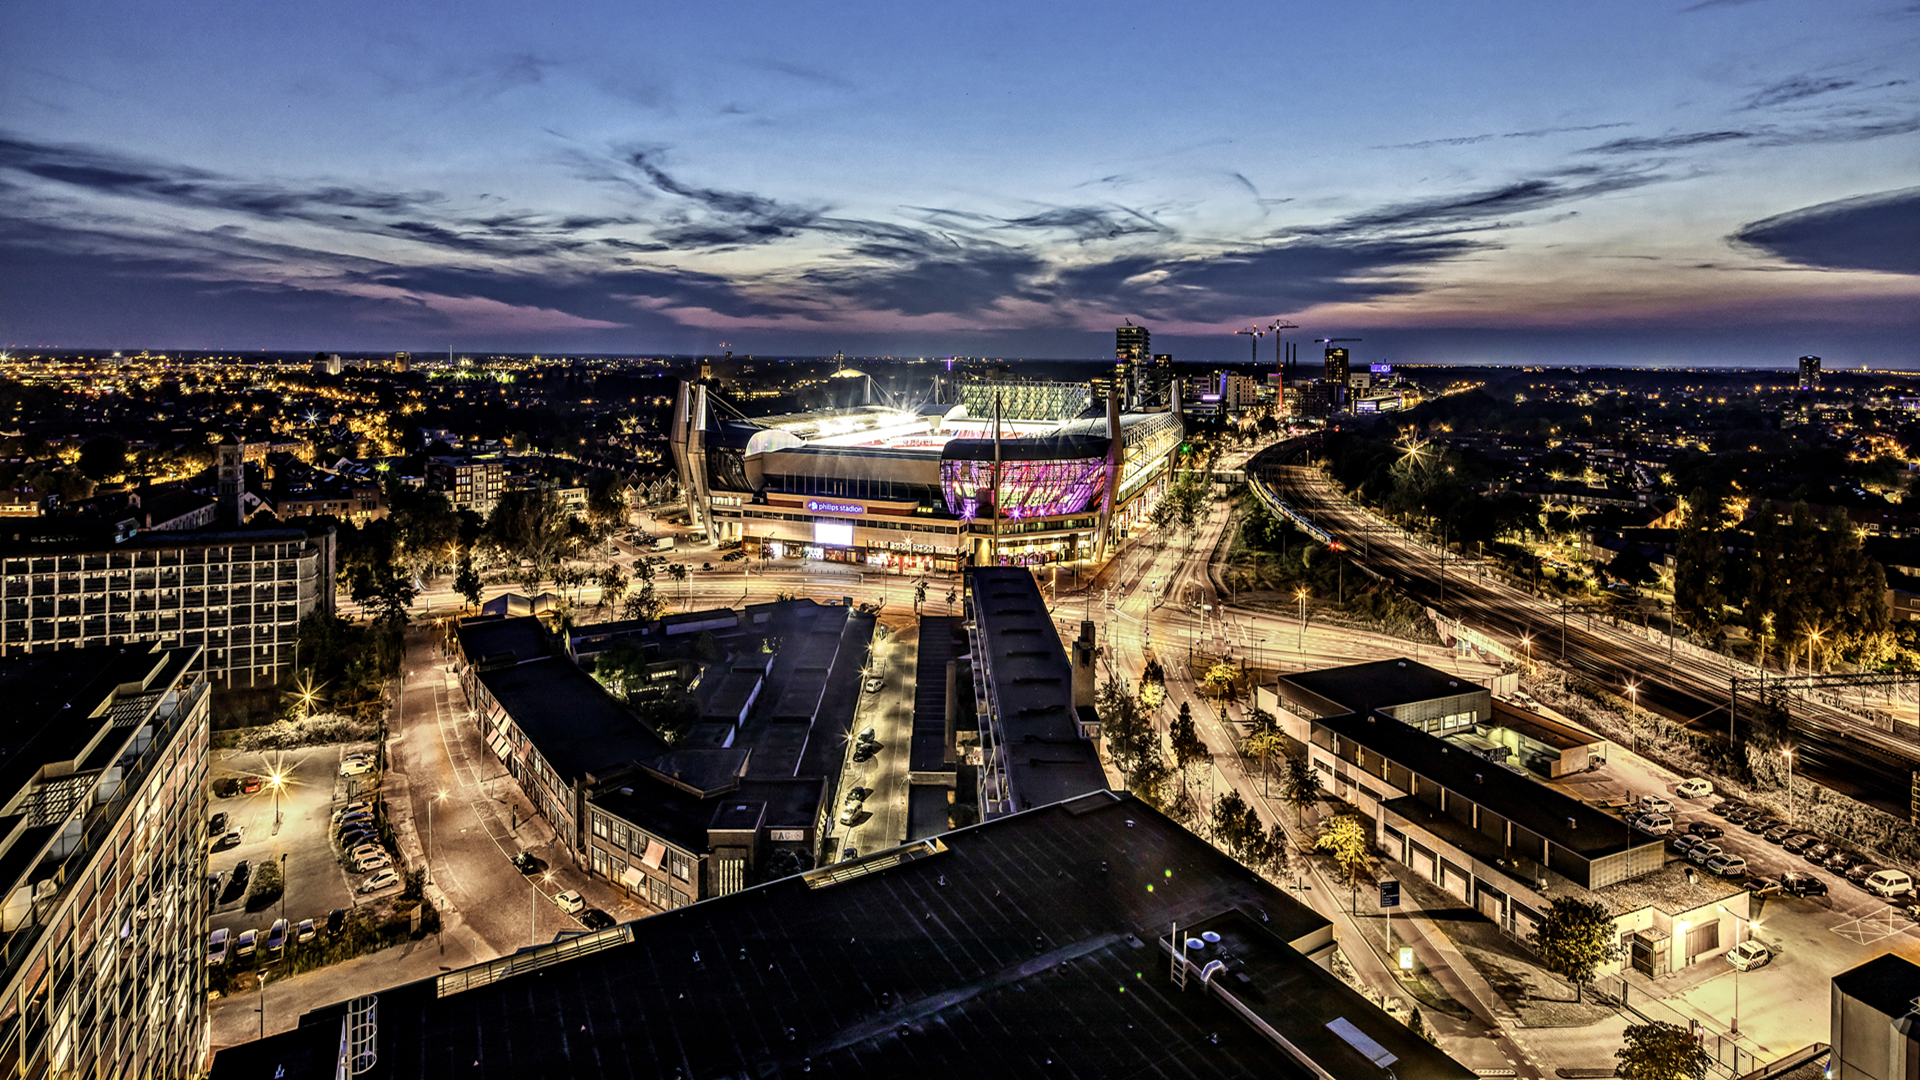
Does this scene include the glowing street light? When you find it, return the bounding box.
[266,766,288,830]
[1295,588,1309,652]
[428,790,449,886]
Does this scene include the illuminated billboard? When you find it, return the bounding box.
[940,456,1105,521]
[814,521,855,546]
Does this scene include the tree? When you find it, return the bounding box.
[585,470,628,539]
[1282,754,1323,825]
[1096,676,1149,781]
[75,435,127,482]
[1203,659,1240,703]
[1169,704,1209,773]
[350,561,418,630]
[1528,896,1621,1002]
[1210,790,1259,860]
[1615,1021,1709,1080]
[598,566,629,615]
[624,581,666,623]
[1243,729,1288,797]
[1314,813,1370,913]
[454,555,483,610]
[484,487,573,586]
[913,580,927,616]
[666,562,690,607]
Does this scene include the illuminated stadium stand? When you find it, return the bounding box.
[670,379,1183,570]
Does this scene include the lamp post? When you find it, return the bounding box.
[1781,749,1794,824]
[531,871,554,947]
[1626,682,1639,756]
[266,766,287,831]
[1804,627,1823,676]
[1519,634,1532,672]
[428,790,448,886]
[1296,588,1308,653]
[1716,905,1762,1035]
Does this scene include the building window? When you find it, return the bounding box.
[610,823,626,848]
[670,854,690,882]
[592,849,606,874]
[592,814,607,839]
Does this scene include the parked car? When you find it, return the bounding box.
[265,918,289,953]
[1804,841,1837,865]
[852,744,878,764]
[1711,800,1746,818]
[1727,806,1764,825]
[838,806,863,827]
[242,776,263,794]
[1631,813,1673,836]
[1685,821,1725,839]
[1866,869,1915,898]
[580,909,616,931]
[338,811,374,828]
[235,928,259,959]
[1826,851,1864,873]
[554,890,586,914]
[207,929,230,966]
[844,787,873,806]
[332,801,369,822]
[215,828,245,850]
[1763,823,1797,844]
[1639,794,1673,814]
[360,868,400,893]
[352,853,392,874]
[209,812,229,836]
[214,777,242,798]
[1783,833,1822,855]
[349,843,384,863]
[1677,778,1714,799]
[339,759,373,777]
[326,909,347,937]
[339,829,377,849]
[842,846,859,862]
[207,871,224,897]
[1706,853,1749,877]
[1670,834,1703,857]
[1743,876,1781,897]
[296,918,316,944]
[1779,871,1830,898]
[1686,842,1723,865]
[857,727,876,744]
[863,677,884,694]
[510,852,543,875]
[1743,816,1779,834]
[1726,940,1772,971]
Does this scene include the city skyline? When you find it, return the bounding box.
[1,0,1916,366]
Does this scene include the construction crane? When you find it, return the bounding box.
[1267,320,1299,418]
[1233,326,1265,365]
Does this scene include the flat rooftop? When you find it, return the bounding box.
[1280,657,1484,717]
[210,792,1471,1080]
[476,657,667,784]
[968,567,1104,811]
[0,645,194,801]
[1489,700,1605,752]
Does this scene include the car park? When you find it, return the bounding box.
[235,928,259,959]
[1685,821,1724,839]
[1783,833,1821,855]
[266,918,289,953]
[207,929,230,966]
[209,812,229,836]
[1707,853,1748,877]
[554,890,586,914]
[296,919,316,944]
[1677,778,1714,799]
[1726,940,1772,971]
[1779,871,1829,898]
[580,909,616,931]
[360,868,400,893]
[1763,823,1797,844]
[1687,842,1723,865]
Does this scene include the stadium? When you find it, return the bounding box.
[669,375,1185,573]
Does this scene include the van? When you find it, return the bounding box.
[1633,813,1673,836]
[1866,869,1914,898]
[1676,778,1714,799]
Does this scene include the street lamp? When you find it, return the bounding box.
[266,767,288,831]
[1716,905,1762,1035]
[1780,749,1794,823]
[1519,634,1532,671]
[1625,682,1639,755]
[1804,626,1824,676]
[1295,588,1308,653]
[531,871,554,947]
[427,790,448,886]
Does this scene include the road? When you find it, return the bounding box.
[1259,444,1920,814]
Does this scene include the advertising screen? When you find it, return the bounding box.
[814,521,855,547]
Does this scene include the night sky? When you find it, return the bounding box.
[2,0,1916,366]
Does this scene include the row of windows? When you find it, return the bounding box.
[591,813,693,882]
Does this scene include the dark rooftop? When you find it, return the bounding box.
[1281,657,1485,718]
[457,615,555,667]
[1832,952,1920,1019]
[210,791,1471,1080]
[1323,710,1644,860]
[1489,700,1605,752]
[968,567,1104,812]
[476,657,667,784]
[0,645,193,803]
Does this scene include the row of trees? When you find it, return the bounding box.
[1674,490,1891,666]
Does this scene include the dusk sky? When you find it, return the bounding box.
[2,0,1916,366]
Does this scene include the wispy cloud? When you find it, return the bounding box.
[1681,0,1772,12]
[1741,75,1857,110]
[1372,122,1631,151]
[1732,186,1920,274]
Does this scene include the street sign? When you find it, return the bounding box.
[1379,880,1400,908]
[1398,946,1414,971]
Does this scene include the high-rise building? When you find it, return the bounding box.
[0,644,211,1079]
[1324,346,1352,410]
[1799,354,1822,390]
[1115,321,1150,363]
[392,351,411,373]
[427,456,507,517]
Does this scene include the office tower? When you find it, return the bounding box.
[1799,354,1821,390]
[1324,346,1351,410]
[392,351,411,373]
[0,644,211,1078]
[1115,321,1150,363]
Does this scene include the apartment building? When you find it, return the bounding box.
[427,456,505,516]
[0,644,212,1078]
[0,523,336,688]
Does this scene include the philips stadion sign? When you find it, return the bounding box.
[805,500,865,515]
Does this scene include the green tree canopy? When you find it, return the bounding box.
[1615,1021,1709,1080]
[1528,896,1621,1002]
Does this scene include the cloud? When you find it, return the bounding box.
[1579,130,1754,154]
[1732,186,1920,274]
[1312,166,1664,236]
[1741,75,1857,110]
[619,148,826,248]
[1372,123,1631,150]
[1681,0,1771,11]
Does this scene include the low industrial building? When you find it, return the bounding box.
[0,644,211,1078]
[1832,953,1919,1080]
[209,791,1475,1080]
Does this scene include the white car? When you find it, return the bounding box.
[1677,778,1714,799]
[360,868,400,893]
[1726,940,1772,971]
[339,759,373,777]
[207,928,230,966]
[352,853,392,874]
[554,889,586,914]
[1707,853,1749,877]
[1639,794,1673,814]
